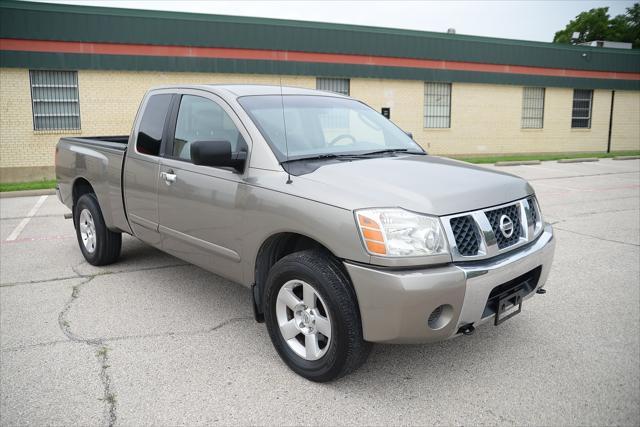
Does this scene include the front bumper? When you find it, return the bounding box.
[346,224,555,344]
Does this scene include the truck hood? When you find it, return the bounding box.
[290,155,533,216]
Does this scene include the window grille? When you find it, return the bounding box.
[316,78,350,95]
[521,87,545,129]
[29,70,81,131]
[571,89,593,129]
[424,82,451,128]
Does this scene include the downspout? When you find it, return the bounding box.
[607,90,615,153]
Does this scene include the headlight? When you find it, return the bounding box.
[355,208,448,257]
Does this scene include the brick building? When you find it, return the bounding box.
[1,0,639,182]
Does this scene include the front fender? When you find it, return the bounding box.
[238,184,369,286]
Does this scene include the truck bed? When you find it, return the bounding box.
[56,136,132,234]
[60,136,129,150]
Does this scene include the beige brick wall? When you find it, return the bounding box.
[0,68,46,171]
[610,90,640,152]
[1,67,638,182]
[76,70,315,139]
[351,79,639,156]
[0,68,314,174]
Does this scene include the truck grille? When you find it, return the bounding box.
[443,196,543,261]
[528,197,538,224]
[485,204,522,249]
[449,215,480,256]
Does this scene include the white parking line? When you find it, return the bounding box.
[5,195,48,241]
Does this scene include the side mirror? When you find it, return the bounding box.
[405,131,413,140]
[190,140,246,172]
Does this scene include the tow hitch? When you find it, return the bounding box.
[458,324,475,336]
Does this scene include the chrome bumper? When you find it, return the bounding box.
[345,224,555,344]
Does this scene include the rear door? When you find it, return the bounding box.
[123,92,174,246]
[156,90,251,282]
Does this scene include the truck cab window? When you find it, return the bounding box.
[136,94,172,156]
[173,95,246,162]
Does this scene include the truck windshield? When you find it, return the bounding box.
[238,95,423,162]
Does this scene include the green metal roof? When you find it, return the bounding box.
[0,0,638,89]
[2,0,639,71]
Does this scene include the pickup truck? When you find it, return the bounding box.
[56,85,555,382]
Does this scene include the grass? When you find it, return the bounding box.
[96,346,109,358]
[99,393,117,405]
[0,179,56,192]
[449,151,640,164]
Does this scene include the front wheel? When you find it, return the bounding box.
[264,249,371,382]
[74,194,122,266]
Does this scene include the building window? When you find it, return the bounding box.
[572,89,593,128]
[424,82,451,128]
[316,78,350,95]
[521,87,545,129]
[316,78,350,128]
[29,70,81,131]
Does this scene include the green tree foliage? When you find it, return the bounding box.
[553,3,639,48]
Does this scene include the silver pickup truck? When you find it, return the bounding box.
[56,85,555,382]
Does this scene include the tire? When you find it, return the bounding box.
[263,249,371,382]
[73,193,122,266]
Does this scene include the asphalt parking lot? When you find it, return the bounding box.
[1,158,638,426]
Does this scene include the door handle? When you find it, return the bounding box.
[161,171,177,185]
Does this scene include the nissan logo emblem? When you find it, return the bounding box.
[499,215,514,238]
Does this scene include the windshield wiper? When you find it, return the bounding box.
[281,153,363,163]
[358,148,425,156]
[281,148,425,164]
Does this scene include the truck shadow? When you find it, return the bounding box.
[88,235,547,397]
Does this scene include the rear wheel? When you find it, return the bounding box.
[74,194,121,266]
[264,249,371,382]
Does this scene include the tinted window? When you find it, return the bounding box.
[136,94,172,156]
[173,95,246,162]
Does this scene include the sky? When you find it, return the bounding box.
[27,0,635,43]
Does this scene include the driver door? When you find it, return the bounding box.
[157,90,250,282]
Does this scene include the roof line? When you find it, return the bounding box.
[3,50,637,90]
[2,0,638,55]
[2,38,638,81]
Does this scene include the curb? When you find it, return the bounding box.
[495,160,541,166]
[612,155,640,161]
[0,188,56,199]
[557,158,599,163]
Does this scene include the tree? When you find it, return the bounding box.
[622,3,640,47]
[553,3,640,48]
